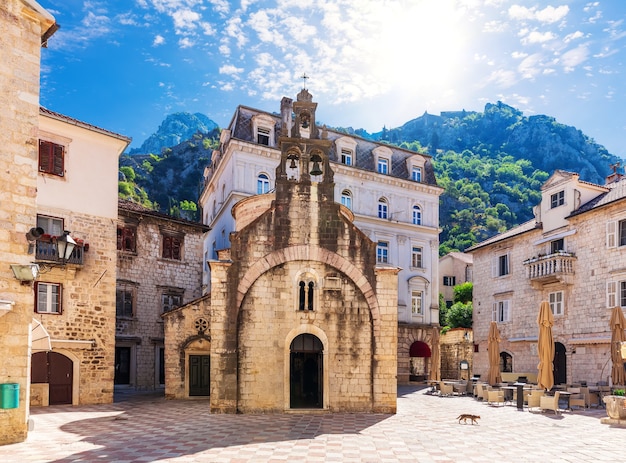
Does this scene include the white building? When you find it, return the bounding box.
[198,91,444,383]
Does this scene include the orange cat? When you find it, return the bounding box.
[456,414,480,425]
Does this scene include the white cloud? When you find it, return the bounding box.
[178,37,195,48]
[518,53,543,79]
[171,9,200,33]
[153,35,165,46]
[219,64,244,76]
[511,51,528,59]
[559,45,589,72]
[521,31,556,44]
[485,69,518,88]
[508,5,569,23]
[564,31,584,43]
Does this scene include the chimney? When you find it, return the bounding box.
[606,162,623,184]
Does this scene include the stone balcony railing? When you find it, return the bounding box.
[523,252,576,286]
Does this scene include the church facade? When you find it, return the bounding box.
[163,90,399,413]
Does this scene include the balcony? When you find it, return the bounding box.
[523,252,576,287]
[35,239,85,266]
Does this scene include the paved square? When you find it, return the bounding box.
[0,386,622,462]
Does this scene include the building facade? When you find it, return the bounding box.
[439,252,473,308]
[0,0,57,445]
[163,89,399,413]
[28,109,130,407]
[468,170,626,386]
[116,199,208,390]
[198,92,444,384]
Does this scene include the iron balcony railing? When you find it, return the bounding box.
[35,240,85,265]
[523,251,576,281]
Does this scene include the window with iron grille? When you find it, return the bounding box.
[39,140,65,176]
[35,282,62,314]
[117,225,137,252]
[116,285,134,317]
[162,293,183,313]
[162,235,182,260]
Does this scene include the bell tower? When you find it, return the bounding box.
[276,88,334,197]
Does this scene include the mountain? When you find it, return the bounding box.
[368,101,617,186]
[129,112,219,155]
[119,103,623,252]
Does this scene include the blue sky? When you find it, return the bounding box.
[38,0,626,159]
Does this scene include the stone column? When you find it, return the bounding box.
[372,266,399,413]
[208,260,238,413]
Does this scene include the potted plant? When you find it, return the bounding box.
[603,388,626,420]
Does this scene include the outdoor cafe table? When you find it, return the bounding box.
[500,383,533,410]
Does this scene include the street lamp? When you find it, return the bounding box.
[56,230,76,263]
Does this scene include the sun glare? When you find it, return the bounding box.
[370,1,470,93]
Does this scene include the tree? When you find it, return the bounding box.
[446,301,473,328]
[453,282,473,304]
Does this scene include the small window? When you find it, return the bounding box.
[162,293,182,313]
[494,254,509,277]
[378,198,388,219]
[411,246,423,268]
[377,158,389,174]
[549,291,563,316]
[492,300,510,322]
[257,173,270,194]
[257,127,270,145]
[39,140,65,177]
[341,190,352,209]
[116,284,134,318]
[377,241,389,264]
[550,190,564,208]
[607,280,626,309]
[117,225,137,252]
[500,352,513,373]
[411,290,423,315]
[162,235,182,260]
[298,280,314,311]
[341,149,353,166]
[411,166,422,182]
[36,214,63,237]
[550,238,564,254]
[443,276,456,286]
[35,282,62,314]
[412,205,422,225]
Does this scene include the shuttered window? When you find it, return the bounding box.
[39,140,65,177]
[162,235,182,260]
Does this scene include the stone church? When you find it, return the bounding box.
[163,89,399,413]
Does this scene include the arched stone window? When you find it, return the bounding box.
[412,205,422,225]
[299,280,315,311]
[257,173,270,194]
[341,190,352,209]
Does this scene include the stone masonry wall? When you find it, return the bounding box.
[0,0,50,444]
[117,212,206,390]
[35,210,117,404]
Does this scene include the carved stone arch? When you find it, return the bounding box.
[235,245,380,323]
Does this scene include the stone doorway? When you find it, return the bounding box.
[189,355,210,396]
[409,341,431,381]
[554,342,567,385]
[290,334,323,408]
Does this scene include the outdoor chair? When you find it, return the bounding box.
[567,387,586,410]
[474,382,485,400]
[581,387,599,408]
[527,389,545,411]
[487,389,505,406]
[453,383,467,396]
[439,381,454,397]
[540,391,561,415]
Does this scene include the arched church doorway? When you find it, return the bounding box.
[290,333,323,408]
[409,341,431,381]
[31,351,73,405]
[554,342,567,385]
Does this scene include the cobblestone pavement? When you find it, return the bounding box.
[0,386,623,462]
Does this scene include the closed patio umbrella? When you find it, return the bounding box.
[537,301,555,391]
[428,326,441,382]
[487,321,502,386]
[609,306,626,386]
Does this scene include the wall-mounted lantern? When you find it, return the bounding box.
[10,263,40,283]
[55,231,77,264]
